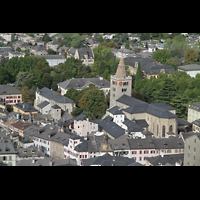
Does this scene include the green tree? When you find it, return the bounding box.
[125,40,130,49]
[47,48,57,55]
[135,62,142,83]
[21,86,35,103]
[15,72,33,88]
[184,48,197,63]
[42,33,52,43]
[0,66,10,84]
[38,73,53,89]
[71,107,84,117]
[151,49,172,64]
[155,78,176,104]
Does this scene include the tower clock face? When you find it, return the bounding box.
[119,82,122,86]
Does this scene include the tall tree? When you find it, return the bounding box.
[184,48,197,63]
[135,62,142,83]
[155,78,176,104]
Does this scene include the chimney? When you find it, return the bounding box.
[57,87,61,95]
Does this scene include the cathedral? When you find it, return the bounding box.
[107,54,188,138]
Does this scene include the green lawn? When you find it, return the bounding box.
[51,33,88,46]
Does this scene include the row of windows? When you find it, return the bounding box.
[132,149,183,154]
[0,156,12,161]
[80,154,87,158]
[112,81,129,86]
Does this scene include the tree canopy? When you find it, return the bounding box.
[65,84,109,119]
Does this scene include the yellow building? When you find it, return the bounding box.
[13,102,38,115]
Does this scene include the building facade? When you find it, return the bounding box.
[34,87,75,115]
[0,85,22,107]
[183,133,200,166]
[187,102,200,123]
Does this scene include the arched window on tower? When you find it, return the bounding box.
[169,125,173,132]
[162,125,165,137]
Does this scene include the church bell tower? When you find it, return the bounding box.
[110,53,132,108]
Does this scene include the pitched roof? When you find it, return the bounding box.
[58,77,110,90]
[178,64,200,71]
[38,87,74,103]
[0,139,17,154]
[14,102,38,113]
[115,54,127,78]
[81,153,135,166]
[107,106,124,115]
[120,96,177,119]
[145,154,184,166]
[0,85,22,95]
[116,94,148,107]
[94,116,125,139]
[37,100,50,109]
[51,104,61,109]
[123,119,143,132]
[11,121,32,131]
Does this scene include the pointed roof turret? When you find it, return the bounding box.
[115,53,127,78]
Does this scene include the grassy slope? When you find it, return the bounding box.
[51,33,88,46]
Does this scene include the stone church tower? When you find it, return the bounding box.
[110,54,132,108]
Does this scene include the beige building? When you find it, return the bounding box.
[34,87,75,115]
[187,102,200,123]
[182,132,200,166]
[73,115,99,136]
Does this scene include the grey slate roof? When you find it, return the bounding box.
[94,116,125,139]
[38,87,74,103]
[78,48,94,59]
[178,64,200,71]
[124,56,175,75]
[14,102,38,112]
[123,118,143,132]
[117,94,148,107]
[107,106,124,115]
[0,85,22,95]
[127,137,184,150]
[81,153,136,166]
[17,145,45,158]
[16,157,77,166]
[31,55,66,59]
[188,102,200,111]
[192,118,200,127]
[74,114,87,121]
[51,104,61,109]
[121,95,177,119]
[150,102,176,111]
[0,139,17,154]
[145,154,184,166]
[58,77,110,90]
[135,119,149,128]
[177,118,191,126]
[181,131,200,142]
[37,100,50,109]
